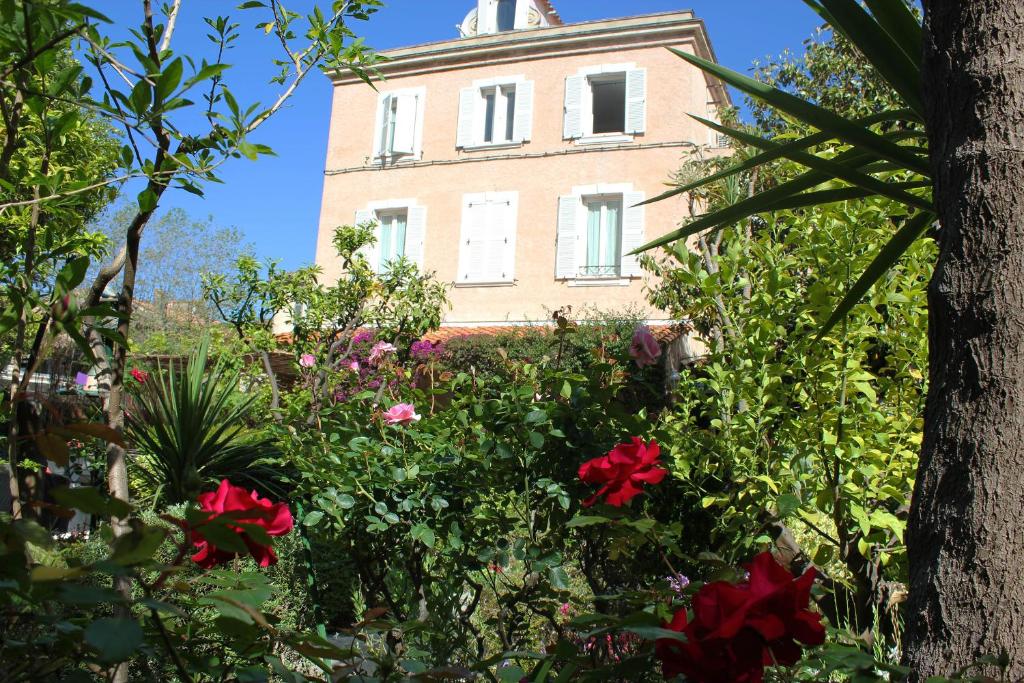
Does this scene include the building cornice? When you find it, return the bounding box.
[330,11,729,105]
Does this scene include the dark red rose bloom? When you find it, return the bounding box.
[191,479,294,569]
[656,553,825,682]
[578,438,668,507]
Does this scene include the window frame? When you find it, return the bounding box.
[587,74,628,136]
[459,75,530,151]
[375,208,409,273]
[564,63,646,145]
[372,86,426,162]
[580,194,624,278]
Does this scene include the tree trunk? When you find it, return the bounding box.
[905,1,1024,678]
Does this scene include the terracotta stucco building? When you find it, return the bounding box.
[315,0,728,327]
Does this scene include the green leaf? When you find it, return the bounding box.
[84,618,143,663]
[528,431,544,449]
[804,0,924,116]
[565,515,612,528]
[692,115,932,212]
[862,0,923,69]
[129,79,152,115]
[411,524,436,548]
[110,525,168,565]
[52,486,132,518]
[302,510,324,527]
[137,188,158,213]
[57,256,91,290]
[819,211,934,337]
[668,47,928,173]
[548,566,570,590]
[155,57,184,102]
[776,494,801,518]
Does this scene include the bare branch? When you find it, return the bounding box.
[159,0,183,53]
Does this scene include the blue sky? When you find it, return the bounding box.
[93,1,824,269]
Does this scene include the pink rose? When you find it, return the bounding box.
[629,325,661,368]
[348,360,360,372]
[299,353,316,368]
[383,402,421,426]
[369,341,397,367]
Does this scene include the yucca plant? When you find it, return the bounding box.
[642,0,930,334]
[126,336,283,505]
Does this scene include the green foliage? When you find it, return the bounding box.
[642,0,931,335]
[126,336,283,504]
[1,491,344,682]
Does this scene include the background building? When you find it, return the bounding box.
[316,0,729,327]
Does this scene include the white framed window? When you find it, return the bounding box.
[372,87,426,161]
[457,76,534,149]
[564,64,647,142]
[456,191,518,285]
[354,200,428,273]
[376,210,408,272]
[582,197,623,277]
[556,184,645,283]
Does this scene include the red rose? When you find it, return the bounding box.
[191,479,294,569]
[130,368,149,384]
[578,438,668,507]
[656,553,825,683]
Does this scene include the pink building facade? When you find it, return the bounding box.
[315,1,728,326]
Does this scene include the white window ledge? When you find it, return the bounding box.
[574,134,635,146]
[459,141,525,152]
[453,281,517,288]
[566,277,633,287]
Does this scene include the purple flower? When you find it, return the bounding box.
[75,372,90,386]
[667,572,690,596]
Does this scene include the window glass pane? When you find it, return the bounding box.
[591,78,626,134]
[586,203,602,270]
[386,98,399,152]
[483,91,496,143]
[504,88,516,141]
[603,200,622,270]
[378,212,408,271]
[497,0,515,31]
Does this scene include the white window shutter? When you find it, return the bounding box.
[457,87,477,148]
[512,80,534,142]
[484,201,507,282]
[458,195,487,282]
[563,75,584,139]
[496,194,517,282]
[372,95,390,157]
[355,209,378,268]
[620,191,646,277]
[391,93,417,155]
[626,68,647,135]
[556,195,579,279]
[405,206,427,268]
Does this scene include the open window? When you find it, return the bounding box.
[372,88,425,161]
[590,76,627,135]
[564,66,646,141]
[457,77,534,149]
[496,0,516,31]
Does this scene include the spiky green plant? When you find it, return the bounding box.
[642,0,930,334]
[126,336,283,504]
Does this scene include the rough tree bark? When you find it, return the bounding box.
[905,1,1024,678]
